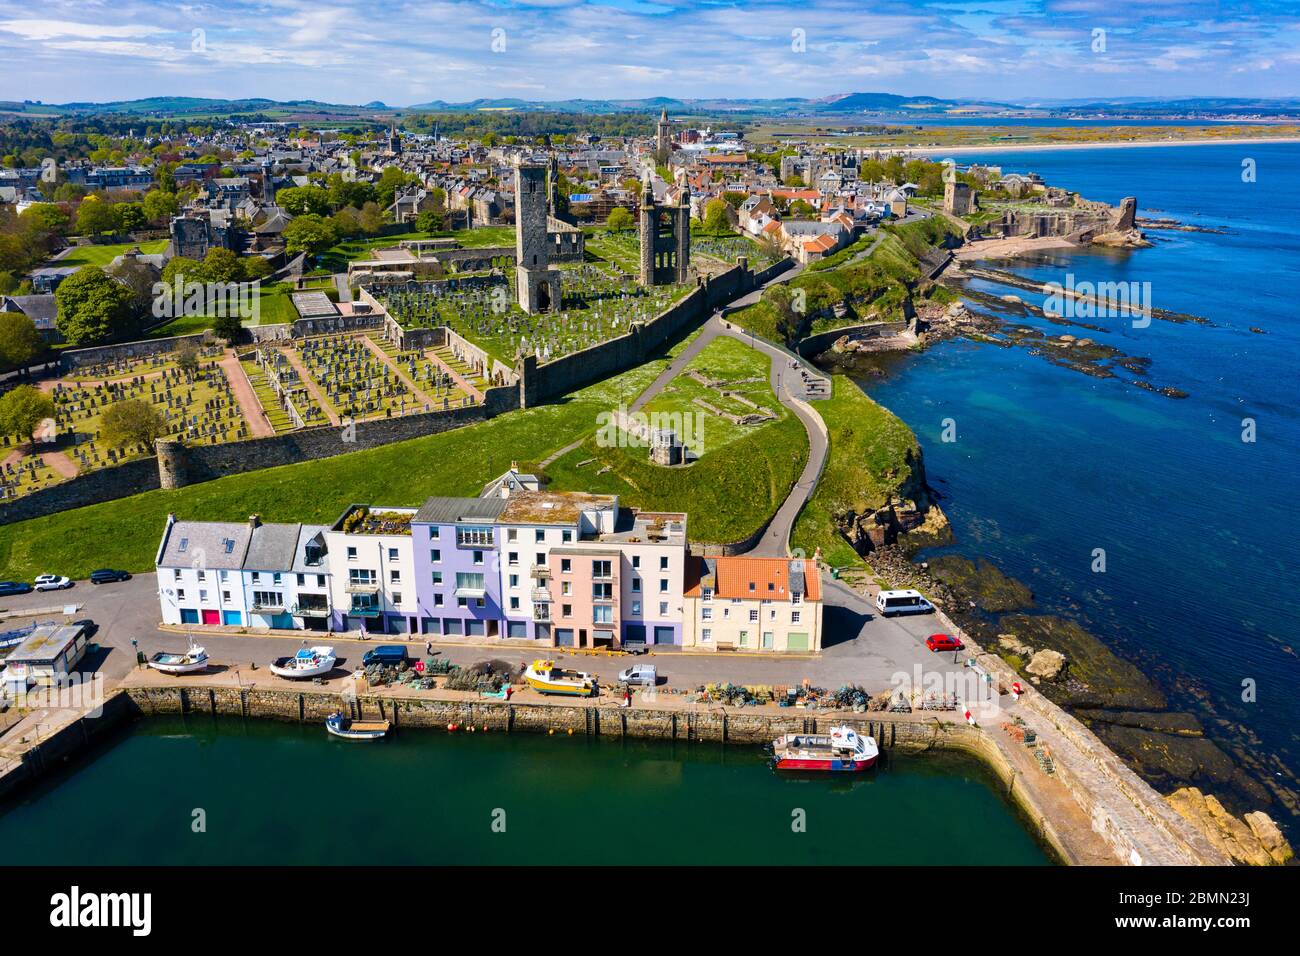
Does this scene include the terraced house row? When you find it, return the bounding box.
[154,469,822,653]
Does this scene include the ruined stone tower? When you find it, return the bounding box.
[655,108,672,159]
[943,180,974,216]
[514,158,561,313]
[638,173,690,287]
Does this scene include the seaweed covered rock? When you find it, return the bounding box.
[1166,788,1293,866]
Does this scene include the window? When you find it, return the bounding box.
[748,609,759,623]
[561,558,571,573]
[431,548,441,563]
[535,552,545,567]
[429,526,440,538]
[390,569,401,583]
[767,582,775,592]
[473,550,484,565]
[458,526,493,547]
[748,582,756,593]
[510,597,520,611]
[296,573,305,586]
[432,571,443,586]
[434,594,444,607]
[316,574,325,588]
[220,570,229,582]
[631,601,641,615]
[561,581,572,596]
[509,574,519,588]
[702,587,713,601]
[592,560,612,579]
[458,597,467,608]
[222,590,231,603]
[723,608,730,619]
[659,601,669,616]
[508,551,519,566]
[349,569,376,586]
[701,608,712,620]
[507,529,518,542]
[393,592,403,605]
[632,555,640,569]
[173,569,181,581]
[562,530,572,543]
[253,590,282,609]
[702,628,712,642]
[535,529,545,543]
[455,572,486,594]
[631,579,641,593]
[199,589,208,602]
[593,605,613,624]
[792,611,802,624]
[347,546,357,560]
[388,548,398,561]
[177,588,186,601]
[593,582,613,601]
[198,570,207,582]
[792,592,802,605]
[659,579,668,593]
[659,556,669,571]
[562,604,572,618]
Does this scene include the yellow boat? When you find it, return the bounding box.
[524,659,598,697]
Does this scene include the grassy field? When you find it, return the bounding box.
[641,336,784,455]
[147,282,300,338]
[55,239,169,269]
[0,341,685,580]
[790,375,921,568]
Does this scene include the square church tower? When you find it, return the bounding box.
[514,159,561,313]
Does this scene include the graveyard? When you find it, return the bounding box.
[373,261,688,367]
[1,345,252,501]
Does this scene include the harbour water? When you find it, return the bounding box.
[861,142,1300,828]
[0,715,1049,865]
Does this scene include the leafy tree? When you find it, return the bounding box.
[358,200,385,235]
[277,185,331,216]
[415,209,444,234]
[53,266,135,345]
[282,215,337,257]
[241,257,273,282]
[0,384,55,441]
[116,202,147,232]
[142,190,179,224]
[326,175,375,212]
[211,312,244,343]
[0,311,43,369]
[76,198,119,236]
[702,198,731,235]
[174,342,201,375]
[161,255,199,287]
[605,206,634,231]
[198,248,244,284]
[19,203,70,236]
[100,398,165,449]
[721,191,748,210]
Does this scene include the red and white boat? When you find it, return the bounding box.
[772,725,879,772]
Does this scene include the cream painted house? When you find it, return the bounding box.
[682,556,823,653]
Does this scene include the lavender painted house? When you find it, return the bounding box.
[411,497,508,638]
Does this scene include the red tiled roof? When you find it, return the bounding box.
[684,556,820,601]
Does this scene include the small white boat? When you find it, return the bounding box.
[270,645,336,679]
[147,639,210,674]
[326,711,390,740]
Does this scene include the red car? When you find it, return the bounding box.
[926,633,964,652]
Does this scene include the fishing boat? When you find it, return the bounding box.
[269,646,336,679]
[325,711,390,740]
[147,638,210,674]
[523,659,598,697]
[772,725,879,772]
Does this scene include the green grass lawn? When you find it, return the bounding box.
[55,239,168,269]
[146,282,298,337]
[641,336,784,455]
[790,375,921,567]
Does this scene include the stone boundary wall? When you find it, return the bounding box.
[750,256,795,287]
[0,457,159,524]
[58,332,214,372]
[796,320,910,358]
[115,683,1069,863]
[0,691,136,803]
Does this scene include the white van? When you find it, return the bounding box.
[875,589,935,617]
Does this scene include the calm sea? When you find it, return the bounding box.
[863,142,1300,827]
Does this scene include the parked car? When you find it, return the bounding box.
[925,633,964,653]
[33,574,73,592]
[0,581,32,596]
[362,645,409,667]
[876,589,935,617]
[90,569,132,584]
[618,663,658,686]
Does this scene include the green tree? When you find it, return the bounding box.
[161,255,199,287]
[18,203,70,236]
[198,248,244,284]
[282,214,337,257]
[0,311,43,369]
[605,206,634,231]
[142,190,179,225]
[54,266,135,345]
[76,198,120,236]
[116,202,147,232]
[414,209,444,234]
[100,398,165,449]
[241,257,273,282]
[0,385,55,441]
[702,198,731,235]
[277,185,331,216]
[211,312,244,343]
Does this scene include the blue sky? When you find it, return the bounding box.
[0,0,1297,105]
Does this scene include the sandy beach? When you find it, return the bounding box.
[903,135,1300,156]
[953,235,1079,260]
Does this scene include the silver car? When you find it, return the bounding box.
[618,663,658,686]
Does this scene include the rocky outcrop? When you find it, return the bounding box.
[1026,649,1066,680]
[1091,227,1152,249]
[1166,787,1294,866]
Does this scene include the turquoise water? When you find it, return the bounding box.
[865,143,1300,827]
[0,716,1049,865]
